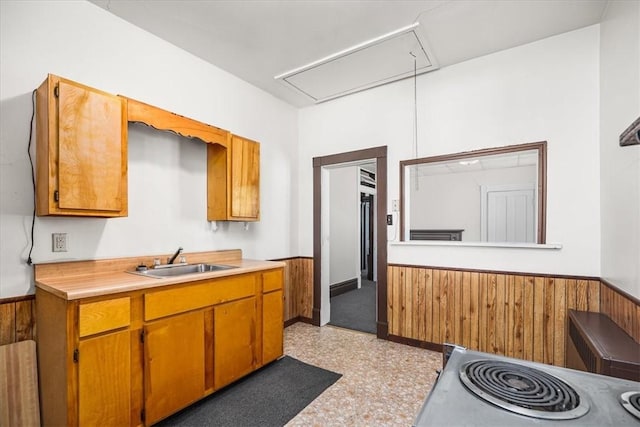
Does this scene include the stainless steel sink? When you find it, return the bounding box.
[129,263,237,278]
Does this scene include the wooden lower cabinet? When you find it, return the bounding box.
[262,269,284,365]
[214,297,258,389]
[78,330,131,426]
[263,290,284,364]
[144,311,205,425]
[36,267,284,426]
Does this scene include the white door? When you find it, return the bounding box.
[481,184,535,243]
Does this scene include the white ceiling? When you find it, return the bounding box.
[89,0,609,108]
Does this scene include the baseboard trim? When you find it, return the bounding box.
[329,278,358,298]
[284,316,314,328]
[387,334,443,353]
[298,316,314,325]
[284,317,300,328]
[376,321,389,339]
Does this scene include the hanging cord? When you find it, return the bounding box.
[410,52,418,159]
[26,89,36,265]
[410,52,420,193]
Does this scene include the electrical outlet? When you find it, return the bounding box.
[52,233,67,252]
[392,199,399,212]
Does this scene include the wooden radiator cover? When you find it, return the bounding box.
[566,310,640,381]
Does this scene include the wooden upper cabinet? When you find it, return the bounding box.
[208,134,260,221]
[230,135,260,220]
[34,75,257,221]
[123,96,255,223]
[207,143,229,221]
[36,74,128,217]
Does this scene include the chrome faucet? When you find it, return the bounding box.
[168,247,183,264]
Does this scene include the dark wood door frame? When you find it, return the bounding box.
[365,193,374,281]
[312,146,388,338]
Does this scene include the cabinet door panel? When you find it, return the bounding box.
[230,136,259,219]
[214,296,257,389]
[145,311,205,425]
[58,80,124,212]
[263,290,283,364]
[78,330,131,426]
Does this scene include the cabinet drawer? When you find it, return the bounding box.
[145,274,256,321]
[262,269,283,293]
[79,297,131,337]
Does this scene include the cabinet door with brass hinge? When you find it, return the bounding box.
[144,310,205,425]
[77,330,131,426]
[214,296,258,389]
[262,289,283,364]
[36,74,128,217]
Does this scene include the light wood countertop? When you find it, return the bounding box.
[34,250,285,300]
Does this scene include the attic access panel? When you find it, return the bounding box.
[275,23,438,103]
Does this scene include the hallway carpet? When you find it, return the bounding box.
[329,279,376,334]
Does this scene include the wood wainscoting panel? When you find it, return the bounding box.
[281,258,298,322]
[296,258,313,319]
[552,278,566,367]
[4,258,638,367]
[275,257,313,324]
[0,296,36,346]
[387,265,605,367]
[600,280,640,343]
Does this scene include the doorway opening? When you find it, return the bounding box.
[325,165,377,334]
[312,146,388,339]
[361,192,374,281]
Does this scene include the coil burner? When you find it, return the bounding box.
[620,391,640,420]
[459,360,590,420]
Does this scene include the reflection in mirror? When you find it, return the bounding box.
[400,142,546,244]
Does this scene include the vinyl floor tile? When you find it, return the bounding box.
[283,323,441,426]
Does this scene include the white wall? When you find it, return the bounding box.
[0,1,298,297]
[2,2,633,299]
[328,167,359,285]
[599,1,640,298]
[299,25,601,277]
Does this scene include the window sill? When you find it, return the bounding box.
[390,241,562,249]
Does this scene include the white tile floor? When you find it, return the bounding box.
[283,323,442,426]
